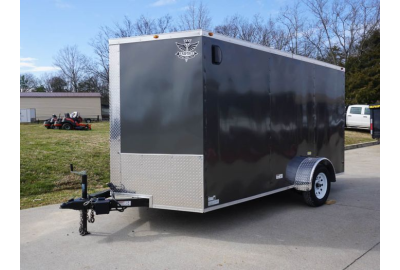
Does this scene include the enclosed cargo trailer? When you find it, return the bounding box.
[61,30,345,235]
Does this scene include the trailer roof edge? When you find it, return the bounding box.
[109,29,345,72]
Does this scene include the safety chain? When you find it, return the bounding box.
[88,208,95,223]
[83,199,96,223]
[79,199,95,236]
[78,210,89,236]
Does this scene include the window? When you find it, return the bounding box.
[350,107,362,114]
[364,108,370,115]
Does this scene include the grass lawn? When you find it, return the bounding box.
[20,122,376,209]
[20,122,110,209]
[344,129,376,145]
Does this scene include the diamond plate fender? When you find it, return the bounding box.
[286,157,336,191]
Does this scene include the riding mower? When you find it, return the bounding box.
[43,114,58,129]
[56,112,91,130]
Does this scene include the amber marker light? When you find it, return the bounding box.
[154,35,159,39]
[208,32,214,36]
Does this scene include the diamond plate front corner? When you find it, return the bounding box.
[109,45,121,185]
[121,154,204,211]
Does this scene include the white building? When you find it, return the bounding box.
[20,92,102,120]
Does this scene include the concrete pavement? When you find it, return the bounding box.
[20,145,380,270]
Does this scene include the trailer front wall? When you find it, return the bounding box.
[119,38,203,155]
[111,37,205,212]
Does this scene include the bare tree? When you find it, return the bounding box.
[302,0,380,64]
[215,14,290,51]
[85,0,379,88]
[302,22,326,59]
[113,16,136,37]
[20,73,38,92]
[39,72,70,92]
[39,73,54,92]
[89,14,175,89]
[180,1,212,30]
[53,45,88,92]
[214,15,240,38]
[253,16,273,47]
[157,14,175,33]
[278,1,307,55]
[353,0,380,54]
[236,15,260,42]
[257,17,292,50]
[135,15,156,35]
[215,15,264,43]
[89,16,135,87]
[49,76,68,92]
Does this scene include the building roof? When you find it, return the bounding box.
[20,92,101,98]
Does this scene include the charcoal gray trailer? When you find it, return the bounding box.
[61,29,345,235]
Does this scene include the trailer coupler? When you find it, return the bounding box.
[60,164,149,236]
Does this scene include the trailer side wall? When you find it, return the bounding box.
[203,36,344,209]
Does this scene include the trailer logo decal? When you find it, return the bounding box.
[175,39,199,62]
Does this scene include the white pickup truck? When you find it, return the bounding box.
[346,104,370,129]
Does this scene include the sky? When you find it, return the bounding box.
[20,0,292,75]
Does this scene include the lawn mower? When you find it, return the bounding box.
[43,114,58,129]
[56,112,91,130]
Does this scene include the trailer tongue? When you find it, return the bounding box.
[60,164,149,235]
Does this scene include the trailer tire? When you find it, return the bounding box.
[302,165,331,207]
[85,119,91,123]
[62,123,72,130]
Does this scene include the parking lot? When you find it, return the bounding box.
[20,145,380,270]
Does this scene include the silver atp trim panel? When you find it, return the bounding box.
[120,153,204,212]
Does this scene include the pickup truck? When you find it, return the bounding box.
[345,104,370,129]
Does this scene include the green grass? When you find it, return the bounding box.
[345,129,375,145]
[20,122,110,209]
[20,122,375,209]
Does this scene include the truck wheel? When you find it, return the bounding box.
[302,165,331,207]
[62,123,72,130]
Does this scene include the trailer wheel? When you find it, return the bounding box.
[62,123,72,130]
[302,165,331,207]
[85,119,91,123]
